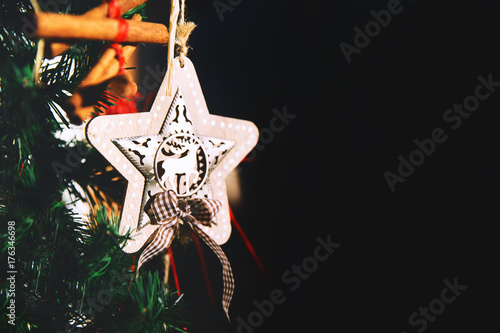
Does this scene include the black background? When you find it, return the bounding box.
[137,0,499,332]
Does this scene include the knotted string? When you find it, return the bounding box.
[176,0,196,68]
[166,0,196,95]
[165,0,179,96]
[106,0,128,74]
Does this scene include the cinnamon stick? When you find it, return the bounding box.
[47,0,148,57]
[64,15,141,125]
[81,44,137,88]
[35,12,168,45]
[85,0,148,18]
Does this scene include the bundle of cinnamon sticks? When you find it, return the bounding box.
[32,0,168,124]
[34,0,167,58]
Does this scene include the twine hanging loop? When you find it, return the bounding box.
[166,0,196,95]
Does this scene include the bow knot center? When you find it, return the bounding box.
[177,203,191,220]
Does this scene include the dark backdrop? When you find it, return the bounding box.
[137,0,499,332]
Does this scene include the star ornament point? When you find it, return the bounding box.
[86,57,258,253]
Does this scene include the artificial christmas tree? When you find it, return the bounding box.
[1,0,262,331]
[0,0,186,331]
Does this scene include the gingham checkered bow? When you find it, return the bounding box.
[137,190,234,319]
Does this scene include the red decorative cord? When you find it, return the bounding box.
[168,248,181,296]
[168,249,185,330]
[107,0,121,18]
[108,43,126,75]
[140,90,157,112]
[191,231,215,303]
[229,206,267,275]
[113,18,129,43]
[106,0,128,74]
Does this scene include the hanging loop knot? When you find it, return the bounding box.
[175,0,196,68]
[137,190,234,319]
[177,201,191,220]
[175,19,196,68]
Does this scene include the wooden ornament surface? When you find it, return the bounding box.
[86,57,258,253]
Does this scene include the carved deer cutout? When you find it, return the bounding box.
[158,137,199,195]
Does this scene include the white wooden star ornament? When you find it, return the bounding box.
[86,57,258,253]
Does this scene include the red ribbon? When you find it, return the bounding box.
[108,43,125,75]
[107,0,121,18]
[106,0,128,73]
[113,18,129,43]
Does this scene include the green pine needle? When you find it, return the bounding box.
[1,1,188,331]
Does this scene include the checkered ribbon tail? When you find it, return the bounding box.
[136,190,234,319]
